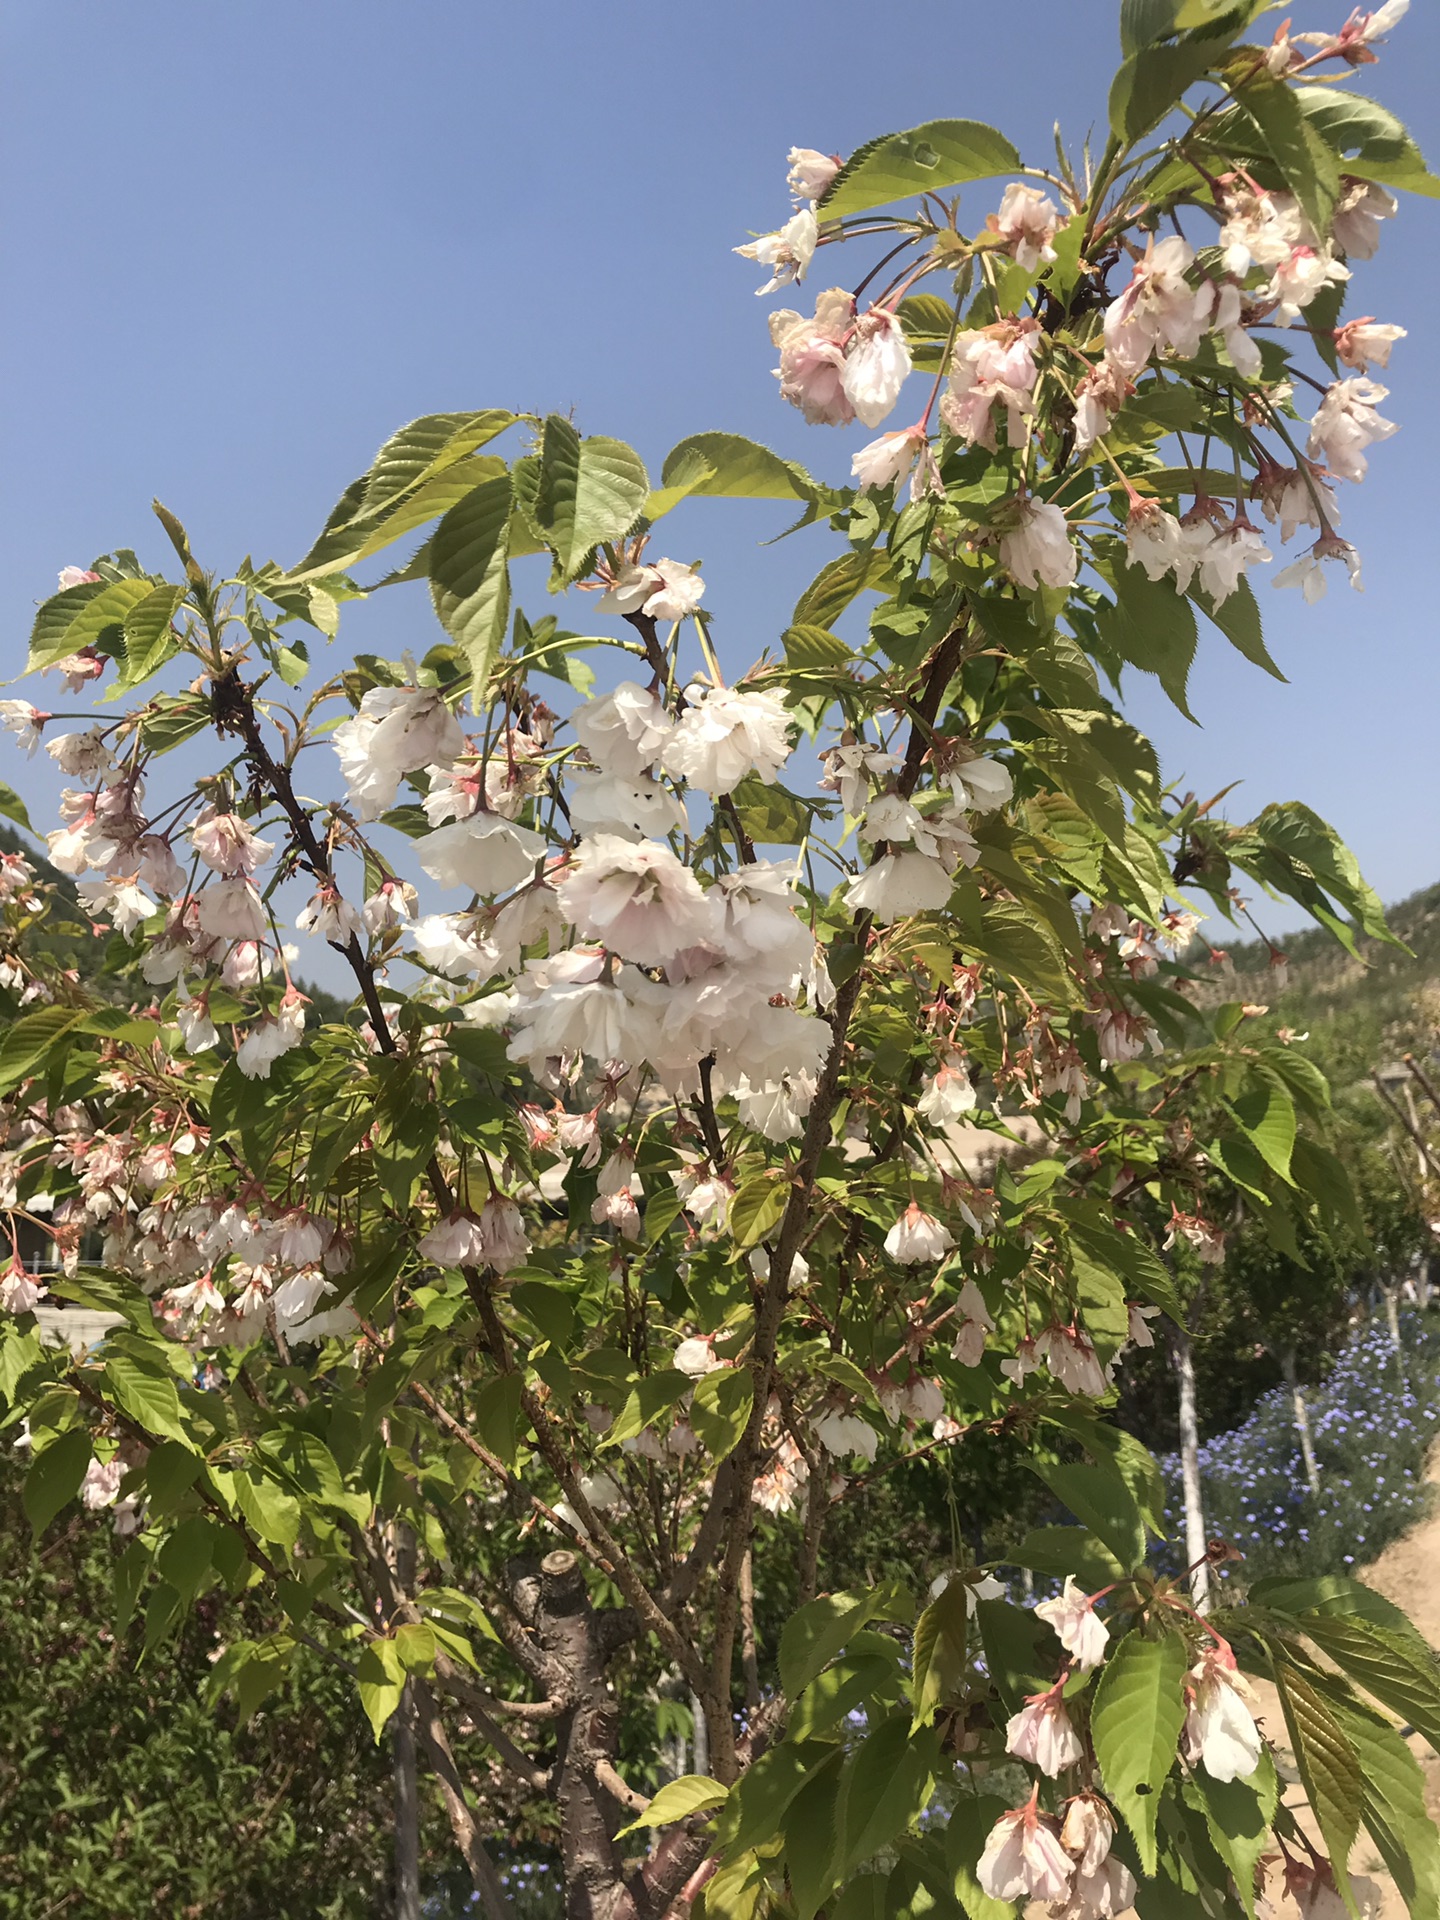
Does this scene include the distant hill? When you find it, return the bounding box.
[1201,881,1440,1091]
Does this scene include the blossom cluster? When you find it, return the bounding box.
[978,1580,1261,1918]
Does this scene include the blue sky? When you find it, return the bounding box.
[1,0,1435,956]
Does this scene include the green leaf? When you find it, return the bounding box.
[1244,801,1396,949]
[361,410,517,518]
[356,1637,407,1742]
[288,412,517,578]
[1294,86,1440,200]
[1187,1752,1277,1920]
[23,1426,92,1534]
[909,1575,969,1730]
[1189,575,1285,681]
[1062,1212,1182,1320]
[0,1006,86,1095]
[659,433,819,504]
[964,899,1072,1003]
[615,1773,728,1839]
[104,1353,188,1443]
[1224,1076,1295,1183]
[233,1469,301,1551]
[114,1538,149,1634]
[1234,71,1340,238]
[1032,1461,1147,1572]
[795,550,893,629]
[469,1372,525,1469]
[790,1652,902,1741]
[729,1174,789,1249]
[946,1797,1017,1920]
[1090,1629,1188,1873]
[784,1749,846,1920]
[688,1367,754,1465]
[1120,0,1249,52]
[783,624,855,673]
[27,577,157,673]
[607,1370,691,1447]
[1098,560,1199,722]
[1327,1696,1440,1920]
[0,782,31,832]
[1297,1613,1440,1755]
[779,1585,909,1699]
[532,415,649,585]
[138,692,211,754]
[1009,1526,1125,1588]
[728,776,818,847]
[1247,1573,1423,1643]
[819,119,1020,221]
[144,1439,203,1516]
[1273,1661,1363,1913]
[118,582,186,688]
[1109,33,1233,142]
[427,472,513,699]
[156,1514,217,1601]
[718,1741,836,1856]
[837,1712,939,1872]
[973,1599,1054,1715]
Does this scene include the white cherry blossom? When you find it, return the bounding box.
[571,682,676,778]
[999,498,1077,591]
[787,146,841,203]
[1183,1647,1262,1782]
[1335,317,1405,373]
[0,701,46,756]
[1035,1576,1110,1669]
[841,310,912,428]
[556,834,715,965]
[333,686,465,820]
[46,727,111,778]
[844,850,954,920]
[770,289,856,426]
[567,770,687,842]
[1006,1693,1085,1775]
[417,813,547,896]
[884,1202,954,1264]
[978,1807,1075,1904]
[735,207,818,294]
[662,685,793,794]
[1307,377,1398,482]
[597,558,705,624]
[988,182,1067,271]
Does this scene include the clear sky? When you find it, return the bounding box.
[1,0,1435,954]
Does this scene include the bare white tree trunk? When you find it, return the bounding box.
[391,1514,422,1920]
[689,1688,709,1779]
[394,1686,423,1920]
[1173,1327,1210,1613]
[1280,1347,1321,1496]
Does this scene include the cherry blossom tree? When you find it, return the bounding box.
[2,4,1438,1916]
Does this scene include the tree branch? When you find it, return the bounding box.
[411,1678,515,1920]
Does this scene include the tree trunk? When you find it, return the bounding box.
[1279,1347,1321,1496]
[689,1689,709,1780]
[393,1685,423,1920]
[389,1513,422,1919]
[1382,1280,1408,1390]
[1172,1326,1209,1613]
[527,1551,640,1920]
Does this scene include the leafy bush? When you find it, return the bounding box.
[1160,1312,1440,1586]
